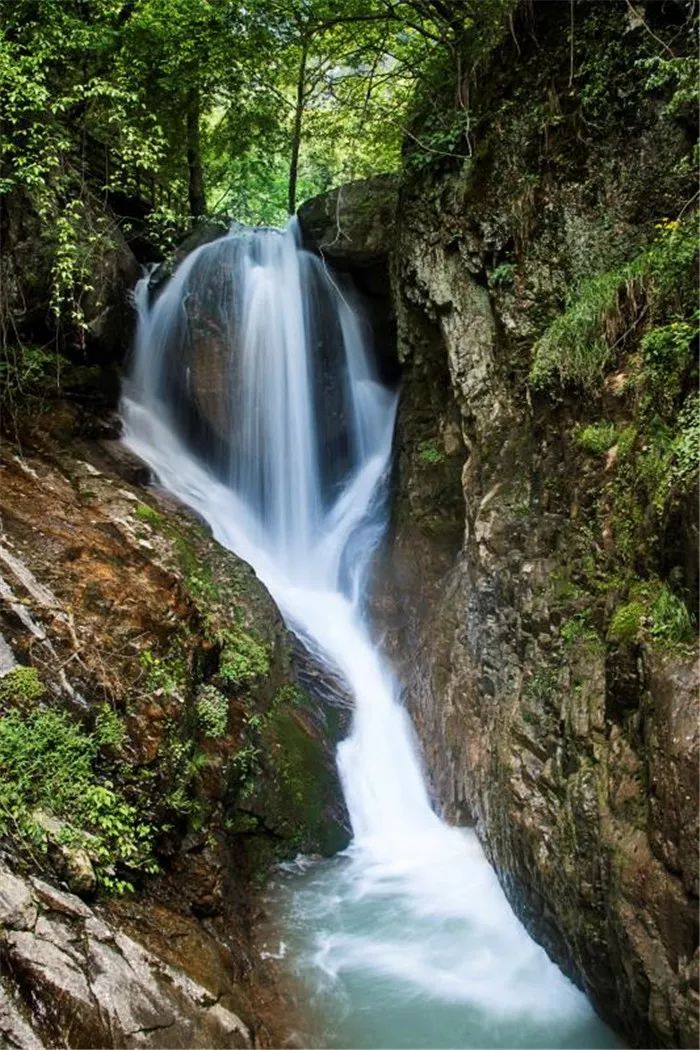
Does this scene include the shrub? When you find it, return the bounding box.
[0,708,156,892]
[195,685,229,739]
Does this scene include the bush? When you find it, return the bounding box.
[0,707,156,893]
[195,685,229,739]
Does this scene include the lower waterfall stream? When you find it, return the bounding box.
[122,220,618,1050]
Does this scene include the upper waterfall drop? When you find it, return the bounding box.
[125,219,395,594]
[122,219,617,1049]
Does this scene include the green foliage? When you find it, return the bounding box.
[94,705,126,750]
[0,666,45,706]
[195,685,229,739]
[530,217,698,390]
[561,612,601,649]
[490,262,516,287]
[417,440,445,465]
[530,261,643,390]
[218,628,269,684]
[0,707,156,892]
[139,648,185,697]
[608,582,695,648]
[523,667,559,703]
[158,732,208,821]
[575,422,618,456]
[670,395,700,492]
[634,400,699,516]
[637,53,699,117]
[0,346,59,418]
[648,584,695,647]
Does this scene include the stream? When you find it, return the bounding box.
[121,220,619,1050]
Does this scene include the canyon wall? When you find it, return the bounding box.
[381,3,698,1047]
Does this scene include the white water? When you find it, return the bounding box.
[122,221,618,1048]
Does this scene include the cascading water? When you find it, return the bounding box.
[122,220,618,1049]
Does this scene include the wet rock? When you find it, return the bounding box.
[0,862,252,1049]
[0,417,348,1045]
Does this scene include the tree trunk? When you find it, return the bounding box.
[186,87,206,219]
[287,39,308,216]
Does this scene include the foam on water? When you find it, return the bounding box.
[122,220,618,1048]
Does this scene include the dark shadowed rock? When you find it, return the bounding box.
[297,175,397,271]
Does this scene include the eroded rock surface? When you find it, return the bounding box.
[0,409,348,1048]
[0,863,251,1049]
[382,3,699,1048]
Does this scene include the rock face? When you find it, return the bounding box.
[0,188,140,362]
[0,864,251,1048]
[0,401,348,1046]
[381,3,698,1048]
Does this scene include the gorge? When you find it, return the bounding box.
[122,219,617,1048]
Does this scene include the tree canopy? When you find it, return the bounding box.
[1,0,510,231]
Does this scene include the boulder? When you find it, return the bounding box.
[297,174,398,270]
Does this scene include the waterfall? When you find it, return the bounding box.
[122,221,616,1049]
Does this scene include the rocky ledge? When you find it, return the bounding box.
[0,864,250,1049]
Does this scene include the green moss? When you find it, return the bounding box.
[135,502,163,527]
[171,532,218,604]
[0,666,44,706]
[608,601,645,643]
[417,439,445,465]
[218,627,269,684]
[258,704,345,856]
